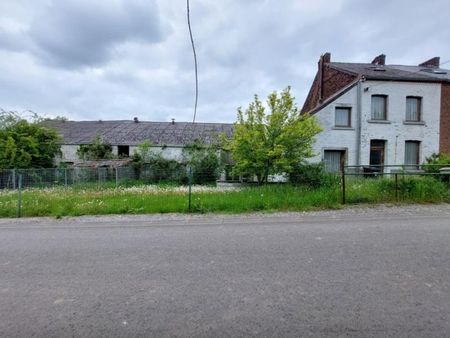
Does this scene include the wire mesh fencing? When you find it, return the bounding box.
[1,163,449,218]
[0,165,221,218]
[341,164,450,204]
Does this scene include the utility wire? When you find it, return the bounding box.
[187,0,198,124]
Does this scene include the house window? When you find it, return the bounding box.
[406,96,422,122]
[370,140,386,169]
[371,95,387,120]
[335,107,351,127]
[118,145,130,157]
[405,141,420,168]
[324,150,345,173]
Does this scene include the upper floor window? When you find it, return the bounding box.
[406,96,422,122]
[371,95,387,120]
[335,107,351,127]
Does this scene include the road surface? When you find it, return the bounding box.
[1,205,450,337]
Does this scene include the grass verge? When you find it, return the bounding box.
[0,176,448,217]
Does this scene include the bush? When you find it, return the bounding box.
[423,153,450,182]
[183,141,222,185]
[289,162,339,188]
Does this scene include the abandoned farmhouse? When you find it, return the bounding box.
[46,53,450,173]
[44,119,233,164]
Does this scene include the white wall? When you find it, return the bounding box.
[360,81,440,166]
[311,86,358,164]
[58,144,186,163]
[311,81,441,167]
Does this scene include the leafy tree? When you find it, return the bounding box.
[225,87,322,184]
[77,134,113,161]
[0,110,61,169]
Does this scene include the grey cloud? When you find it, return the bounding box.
[29,0,169,68]
[2,0,450,123]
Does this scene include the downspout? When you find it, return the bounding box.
[355,77,364,167]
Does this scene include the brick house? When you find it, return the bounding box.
[302,53,450,172]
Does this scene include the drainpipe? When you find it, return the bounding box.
[355,77,364,167]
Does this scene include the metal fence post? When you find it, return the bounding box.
[12,169,16,190]
[17,174,22,218]
[188,166,192,212]
[341,166,346,204]
[115,167,119,188]
[395,173,399,202]
[64,168,68,187]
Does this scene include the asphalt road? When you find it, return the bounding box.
[1,206,450,337]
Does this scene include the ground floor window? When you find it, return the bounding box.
[405,141,420,168]
[324,150,345,173]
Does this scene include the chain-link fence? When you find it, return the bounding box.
[0,165,223,218]
[0,164,194,190]
[1,164,449,218]
[341,164,450,204]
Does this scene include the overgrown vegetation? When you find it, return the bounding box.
[1,176,448,217]
[76,134,113,161]
[225,87,321,184]
[289,162,339,188]
[423,153,450,181]
[131,139,222,185]
[0,110,61,169]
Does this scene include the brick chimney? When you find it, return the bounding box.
[371,54,386,66]
[419,57,440,68]
[318,52,331,102]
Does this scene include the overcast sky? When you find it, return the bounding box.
[1,0,450,123]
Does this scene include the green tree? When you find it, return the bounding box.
[226,87,322,184]
[0,110,61,169]
[77,134,113,161]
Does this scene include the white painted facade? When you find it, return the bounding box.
[310,80,441,169]
[58,145,185,163]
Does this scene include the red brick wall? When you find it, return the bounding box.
[440,83,450,154]
[301,73,320,113]
[321,65,356,101]
[301,64,356,113]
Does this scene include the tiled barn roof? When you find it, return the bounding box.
[44,120,234,146]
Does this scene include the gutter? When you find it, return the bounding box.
[355,77,364,167]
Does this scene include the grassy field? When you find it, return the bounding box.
[0,176,448,218]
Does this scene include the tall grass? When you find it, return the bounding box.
[0,176,448,217]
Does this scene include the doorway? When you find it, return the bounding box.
[369,140,385,170]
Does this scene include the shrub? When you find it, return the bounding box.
[423,153,450,182]
[289,162,339,188]
[183,141,222,185]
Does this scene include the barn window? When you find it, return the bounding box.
[118,145,130,157]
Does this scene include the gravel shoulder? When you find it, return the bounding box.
[1,203,449,228]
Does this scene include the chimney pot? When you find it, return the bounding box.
[133,117,139,123]
[171,118,175,125]
[419,57,440,68]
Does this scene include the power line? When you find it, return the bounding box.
[186,0,198,124]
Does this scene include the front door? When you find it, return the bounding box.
[370,140,385,170]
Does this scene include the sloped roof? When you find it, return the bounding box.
[44,120,234,146]
[329,62,450,83]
